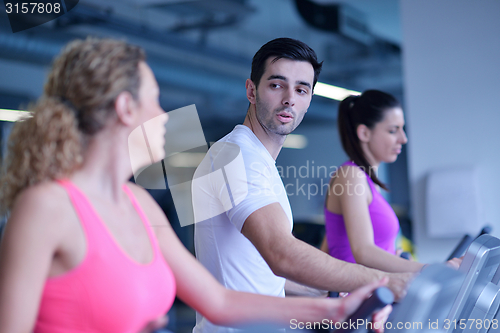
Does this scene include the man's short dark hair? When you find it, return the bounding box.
[250,37,323,89]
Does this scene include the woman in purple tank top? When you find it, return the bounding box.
[320,90,426,273]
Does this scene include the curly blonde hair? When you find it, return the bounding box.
[0,38,145,214]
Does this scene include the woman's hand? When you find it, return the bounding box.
[340,277,392,333]
[396,248,414,261]
[446,256,463,270]
[371,304,392,333]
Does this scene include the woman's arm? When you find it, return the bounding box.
[330,166,424,273]
[320,235,329,254]
[129,184,389,330]
[0,185,67,333]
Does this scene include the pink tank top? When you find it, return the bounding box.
[324,161,399,263]
[35,180,176,333]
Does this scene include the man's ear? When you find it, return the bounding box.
[246,79,257,105]
[115,91,137,126]
[357,124,371,143]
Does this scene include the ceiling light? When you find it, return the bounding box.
[283,134,307,149]
[0,109,32,122]
[314,82,360,101]
[168,152,206,168]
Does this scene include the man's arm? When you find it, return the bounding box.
[284,279,328,297]
[241,202,412,300]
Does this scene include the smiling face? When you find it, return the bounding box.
[361,107,408,165]
[252,57,314,136]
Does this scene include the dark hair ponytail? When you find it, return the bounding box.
[337,90,401,191]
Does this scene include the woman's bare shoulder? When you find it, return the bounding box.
[13,181,70,213]
[334,164,368,184]
[7,181,75,242]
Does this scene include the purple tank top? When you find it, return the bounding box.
[324,161,400,263]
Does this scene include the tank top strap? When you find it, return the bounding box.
[342,160,357,168]
[56,178,101,252]
[121,184,162,255]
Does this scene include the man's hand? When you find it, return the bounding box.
[386,272,414,302]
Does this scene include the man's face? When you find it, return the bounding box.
[254,57,314,136]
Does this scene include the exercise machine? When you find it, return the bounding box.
[446,234,500,333]
[388,264,465,333]
[332,264,464,333]
[447,226,492,261]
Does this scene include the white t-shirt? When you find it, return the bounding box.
[192,125,293,333]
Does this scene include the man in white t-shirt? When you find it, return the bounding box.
[192,38,411,333]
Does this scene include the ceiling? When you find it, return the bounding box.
[0,0,403,138]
